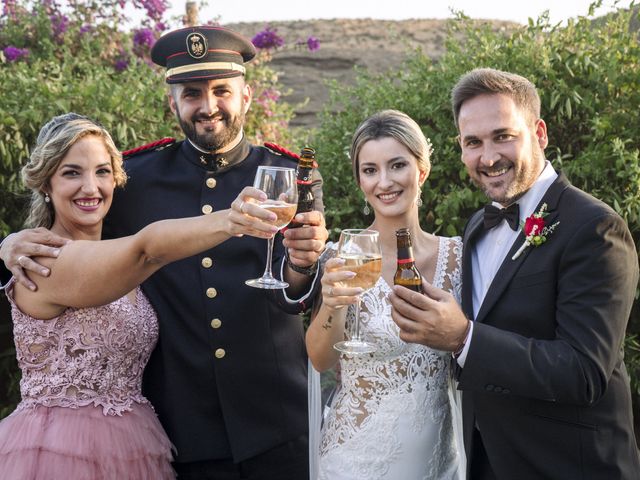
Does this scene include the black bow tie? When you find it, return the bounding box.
[483,203,520,231]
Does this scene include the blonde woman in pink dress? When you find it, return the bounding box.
[0,114,281,479]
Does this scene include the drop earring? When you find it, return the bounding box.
[363,200,371,215]
[416,196,423,207]
[44,193,51,203]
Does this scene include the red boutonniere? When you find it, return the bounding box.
[512,203,559,260]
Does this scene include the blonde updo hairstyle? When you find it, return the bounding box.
[349,109,433,185]
[21,113,126,228]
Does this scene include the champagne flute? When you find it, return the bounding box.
[334,229,382,354]
[246,166,298,289]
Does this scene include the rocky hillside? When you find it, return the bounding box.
[225,18,517,128]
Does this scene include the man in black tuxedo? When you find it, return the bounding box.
[390,68,640,479]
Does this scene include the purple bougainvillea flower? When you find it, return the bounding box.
[138,0,168,22]
[133,27,155,48]
[114,58,130,72]
[252,26,285,50]
[2,0,17,18]
[306,36,320,52]
[3,45,29,62]
[50,14,69,43]
[260,88,281,102]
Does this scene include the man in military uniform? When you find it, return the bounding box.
[1,26,328,479]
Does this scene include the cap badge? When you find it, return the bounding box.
[187,32,208,59]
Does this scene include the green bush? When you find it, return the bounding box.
[316,6,640,239]
[314,2,640,425]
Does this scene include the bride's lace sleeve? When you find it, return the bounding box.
[441,236,463,302]
[443,236,466,479]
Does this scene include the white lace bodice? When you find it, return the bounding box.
[319,236,463,480]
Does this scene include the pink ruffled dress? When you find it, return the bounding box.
[0,279,175,479]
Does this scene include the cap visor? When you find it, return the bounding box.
[166,69,244,84]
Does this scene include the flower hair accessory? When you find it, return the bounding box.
[512,203,559,260]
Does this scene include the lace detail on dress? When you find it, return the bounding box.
[6,282,158,416]
[319,236,463,479]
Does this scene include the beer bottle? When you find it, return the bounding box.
[289,146,316,228]
[394,228,422,292]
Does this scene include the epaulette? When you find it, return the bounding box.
[264,142,300,160]
[122,137,176,159]
[264,142,318,168]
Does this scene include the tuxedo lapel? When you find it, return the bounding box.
[473,173,570,324]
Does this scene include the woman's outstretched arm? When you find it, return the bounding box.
[12,187,277,318]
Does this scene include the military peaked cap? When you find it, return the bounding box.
[151,26,256,84]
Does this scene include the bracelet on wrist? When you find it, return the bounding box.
[284,249,318,276]
[453,320,471,358]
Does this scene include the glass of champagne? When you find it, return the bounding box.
[334,229,382,354]
[245,166,298,289]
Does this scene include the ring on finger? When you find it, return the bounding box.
[17,255,26,266]
[328,286,334,296]
[239,200,246,213]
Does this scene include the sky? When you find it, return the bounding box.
[163,0,623,25]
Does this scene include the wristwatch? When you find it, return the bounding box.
[284,248,318,276]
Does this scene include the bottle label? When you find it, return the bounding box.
[296,166,313,184]
[297,198,314,211]
[404,283,423,293]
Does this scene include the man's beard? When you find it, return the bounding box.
[476,142,545,205]
[177,107,245,152]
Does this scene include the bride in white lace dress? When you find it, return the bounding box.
[306,110,465,480]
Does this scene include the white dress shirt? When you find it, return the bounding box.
[457,161,558,367]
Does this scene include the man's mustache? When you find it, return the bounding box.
[193,113,227,123]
